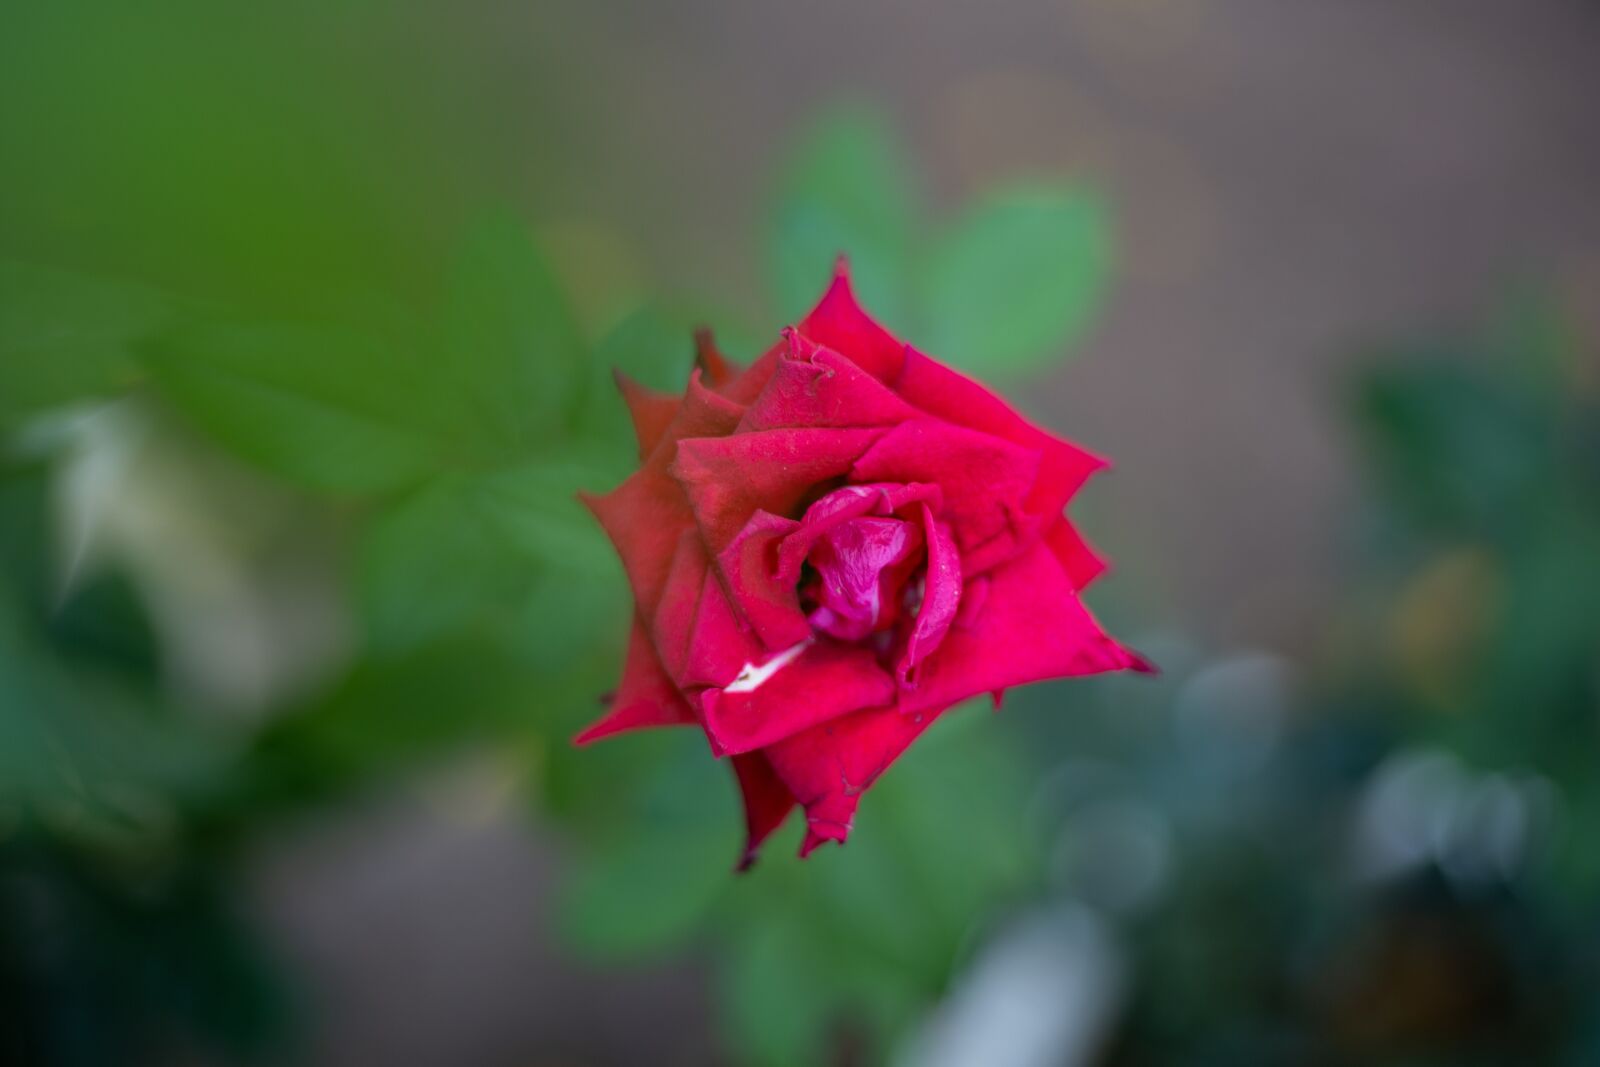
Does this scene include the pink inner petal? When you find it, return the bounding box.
[897,503,962,685]
[807,516,921,640]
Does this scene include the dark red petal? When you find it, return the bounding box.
[650,528,712,685]
[849,419,1040,566]
[763,700,950,856]
[897,504,961,685]
[894,347,1107,522]
[672,427,886,554]
[1045,517,1108,591]
[721,345,783,405]
[900,542,1147,715]
[796,259,905,382]
[574,617,696,745]
[582,371,744,618]
[681,565,766,690]
[731,752,797,871]
[715,510,811,651]
[694,327,739,389]
[739,329,918,432]
[612,370,679,462]
[698,640,896,756]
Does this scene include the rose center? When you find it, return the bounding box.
[803,515,924,642]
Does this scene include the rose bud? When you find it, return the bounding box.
[577,261,1151,868]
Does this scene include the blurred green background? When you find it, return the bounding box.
[4,2,1600,1066]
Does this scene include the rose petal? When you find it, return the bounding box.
[810,516,921,636]
[721,345,782,405]
[651,529,711,685]
[731,752,796,871]
[698,640,896,756]
[897,503,961,685]
[716,510,811,651]
[612,370,679,462]
[693,327,739,389]
[849,418,1040,567]
[739,329,918,432]
[672,427,886,553]
[582,371,744,618]
[681,566,766,690]
[763,700,950,856]
[796,259,905,382]
[1045,517,1108,591]
[895,347,1107,521]
[573,617,696,745]
[774,481,943,579]
[899,542,1149,715]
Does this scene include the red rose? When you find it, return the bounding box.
[578,262,1151,867]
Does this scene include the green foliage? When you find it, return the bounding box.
[768,105,1112,379]
[556,707,1040,1067]
[921,187,1110,375]
[439,214,590,452]
[142,321,446,494]
[770,109,917,330]
[0,261,168,426]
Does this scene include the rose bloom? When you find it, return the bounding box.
[578,263,1150,867]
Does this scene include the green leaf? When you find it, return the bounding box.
[439,213,588,454]
[920,185,1111,377]
[768,107,916,328]
[1352,359,1552,537]
[357,457,618,656]
[559,823,732,959]
[356,476,527,654]
[140,321,447,493]
[718,913,839,1067]
[0,260,167,423]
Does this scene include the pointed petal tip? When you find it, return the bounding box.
[1127,647,1159,676]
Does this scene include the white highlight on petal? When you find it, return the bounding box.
[724,637,813,694]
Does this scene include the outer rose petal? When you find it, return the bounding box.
[720,346,783,405]
[796,261,907,383]
[849,419,1040,568]
[693,327,739,389]
[698,640,896,756]
[894,347,1107,522]
[1045,517,1108,591]
[731,752,797,871]
[762,701,946,857]
[583,371,743,618]
[738,329,918,432]
[613,370,679,461]
[900,542,1151,716]
[574,617,696,745]
[672,427,886,554]
[650,528,712,684]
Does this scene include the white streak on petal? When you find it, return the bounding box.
[724,637,813,694]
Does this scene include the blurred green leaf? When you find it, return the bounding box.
[769,108,915,329]
[919,185,1110,377]
[357,475,528,654]
[357,456,618,656]
[0,261,167,423]
[1353,360,1552,537]
[718,911,839,1067]
[440,214,588,454]
[140,321,446,494]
